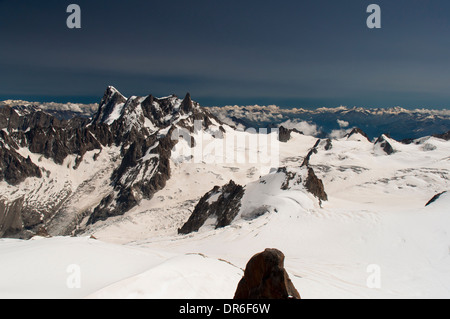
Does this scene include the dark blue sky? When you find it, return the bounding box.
[1,0,450,109]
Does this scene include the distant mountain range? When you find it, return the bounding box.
[2,99,448,141]
[0,100,98,120]
[209,105,450,141]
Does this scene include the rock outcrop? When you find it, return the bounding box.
[375,134,395,155]
[425,191,447,207]
[234,248,301,299]
[178,180,245,234]
[278,126,291,143]
[324,138,333,151]
[345,128,371,142]
[304,167,328,202]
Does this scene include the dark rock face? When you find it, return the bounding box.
[0,146,41,185]
[324,138,333,151]
[0,130,41,185]
[304,167,328,202]
[0,197,25,238]
[277,126,304,143]
[234,248,301,299]
[0,103,105,167]
[180,92,194,114]
[433,131,450,141]
[178,180,245,234]
[425,191,447,207]
[278,126,291,143]
[375,135,395,155]
[91,86,127,124]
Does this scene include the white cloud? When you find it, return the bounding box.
[279,119,320,136]
[337,119,349,128]
[329,127,354,139]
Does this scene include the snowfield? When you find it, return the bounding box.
[0,131,449,299]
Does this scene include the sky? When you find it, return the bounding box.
[0,0,450,109]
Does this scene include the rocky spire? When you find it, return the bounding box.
[91,86,127,124]
[180,93,194,113]
[345,128,371,142]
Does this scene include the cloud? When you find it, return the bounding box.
[337,119,349,128]
[329,129,351,139]
[279,119,320,136]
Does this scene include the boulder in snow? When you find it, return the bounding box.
[234,248,301,299]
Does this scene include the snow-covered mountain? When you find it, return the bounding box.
[0,87,449,299]
[0,86,225,238]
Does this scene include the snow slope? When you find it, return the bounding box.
[0,236,164,299]
[0,131,449,299]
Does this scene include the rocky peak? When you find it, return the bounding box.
[91,86,127,124]
[178,180,245,234]
[345,127,370,142]
[304,167,328,203]
[181,93,194,114]
[278,126,291,143]
[101,86,123,105]
[374,134,395,155]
